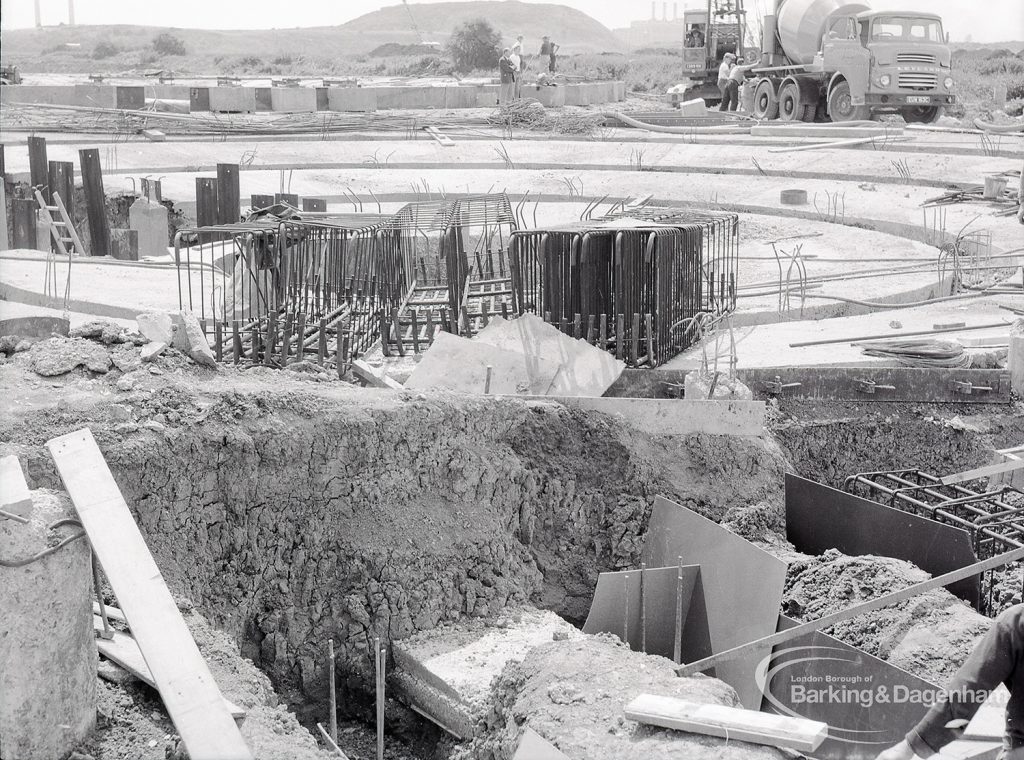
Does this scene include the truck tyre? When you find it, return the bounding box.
[753,80,778,120]
[903,106,944,124]
[779,83,811,122]
[827,81,870,122]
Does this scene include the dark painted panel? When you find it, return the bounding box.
[785,474,980,607]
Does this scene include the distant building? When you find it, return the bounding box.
[613,2,689,51]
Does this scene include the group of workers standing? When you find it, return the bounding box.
[499,35,559,104]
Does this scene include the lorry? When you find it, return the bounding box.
[677,0,955,123]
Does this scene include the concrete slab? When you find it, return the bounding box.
[528,85,565,109]
[392,608,579,737]
[128,197,170,259]
[517,397,766,437]
[403,330,562,395]
[473,315,624,397]
[327,87,377,112]
[270,87,317,112]
[208,87,256,114]
[444,86,480,110]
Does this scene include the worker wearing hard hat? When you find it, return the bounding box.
[875,603,1024,759]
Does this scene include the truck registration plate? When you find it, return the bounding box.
[906,96,931,104]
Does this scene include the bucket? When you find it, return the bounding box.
[983,175,1008,199]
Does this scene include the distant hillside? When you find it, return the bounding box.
[0,0,623,74]
[342,1,623,53]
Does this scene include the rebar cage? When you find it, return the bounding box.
[845,468,1024,614]
[507,209,737,367]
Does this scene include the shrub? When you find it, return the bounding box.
[152,33,186,56]
[446,18,502,73]
[92,41,120,59]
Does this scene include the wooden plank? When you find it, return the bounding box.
[92,616,245,723]
[0,181,8,251]
[624,694,826,752]
[677,544,1024,679]
[142,129,167,142]
[78,149,110,256]
[0,454,33,518]
[48,161,75,224]
[940,458,1024,486]
[196,178,219,229]
[11,198,36,250]
[216,163,241,226]
[423,126,455,147]
[512,728,571,760]
[28,136,49,204]
[47,429,252,760]
[737,366,1012,404]
[351,359,403,390]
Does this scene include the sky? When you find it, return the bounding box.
[0,0,1021,42]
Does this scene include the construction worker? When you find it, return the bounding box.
[725,58,758,112]
[540,36,559,73]
[875,602,1024,759]
[511,37,524,99]
[685,24,706,48]
[498,48,516,105]
[717,52,736,111]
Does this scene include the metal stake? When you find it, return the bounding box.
[674,555,683,664]
[622,573,630,649]
[375,637,385,760]
[640,562,647,654]
[328,639,337,743]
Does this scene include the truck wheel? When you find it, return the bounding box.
[903,106,943,124]
[827,81,870,122]
[753,80,778,120]
[779,83,811,122]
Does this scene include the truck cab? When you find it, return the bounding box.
[819,11,954,122]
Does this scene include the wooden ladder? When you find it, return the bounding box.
[34,189,86,256]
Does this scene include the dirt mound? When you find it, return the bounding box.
[784,549,990,685]
[456,635,786,760]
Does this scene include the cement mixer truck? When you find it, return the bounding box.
[678,0,955,123]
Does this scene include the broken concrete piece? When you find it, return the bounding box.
[69,320,126,345]
[351,359,403,390]
[393,607,580,738]
[141,341,168,362]
[0,455,32,518]
[136,312,174,345]
[472,315,625,397]
[0,316,70,341]
[405,330,561,395]
[110,345,143,374]
[683,371,753,400]
[31,338,112,376]
[177,311,217,368]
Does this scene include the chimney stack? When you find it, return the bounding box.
[651,1,656,20]
[68,0,75,25]
[34,0,42,28]
[662,2,668,20]
[674,3,678,20]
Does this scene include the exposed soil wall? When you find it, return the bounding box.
[0,346,788,718]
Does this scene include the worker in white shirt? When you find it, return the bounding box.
[724,58,757,112]
[511,37,524,99]
[717,52,736,111]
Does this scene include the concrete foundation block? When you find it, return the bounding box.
[0,489,97,760]
[476,85,501,108]
[255,87,273,111]
[208,87,256,113]
[679,98,708,116]
[327,87,377,112]
[189,87,211,112]
[684,370,754,400]
[563,84,587,106]
[129,197,170,259]
[529,85,565,108]
[375,86,446,110]
[73,84,117,109]
[444,86,480,109]
[115,86,145,110]
[270,87,317,112]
